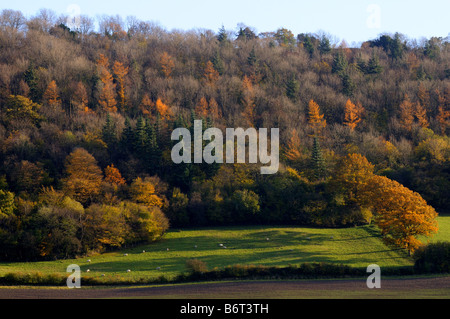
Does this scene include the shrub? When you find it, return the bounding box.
[413,242,450,274]
[185,258,208,273]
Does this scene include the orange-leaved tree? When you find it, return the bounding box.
[159,51,175,78]
[284,128,302,162]
[204,60,219,86]
[399,94,414,131]
[343,99,363,131]
[362,175,438,255]
[43,80,60,106]
[139,93,154,118]
[73,81,91,114]
[112,61,129,112]
[104,164,126,186]
[155,98,173,120]
[241,75,256,127]
[195,97,209,118]
[208,98,221,121]
[97,54,117,113]
[308,99,326,135]
[414,102,429,128]
[436,90,450,134]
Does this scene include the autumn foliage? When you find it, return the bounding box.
[97,54,117,113]
[332,153,438,254]
[104,164,126,185]
[63,148,103,205]
[112,61,129,112]
[362,175,438,254]
[344,99,363,131]
[159,51,175,78]
[0,11,447,261]
[308,99,327,135]
[43,80,60,106]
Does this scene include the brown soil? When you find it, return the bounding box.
[0,277,449,299]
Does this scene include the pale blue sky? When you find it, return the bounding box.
[3,0,449,44]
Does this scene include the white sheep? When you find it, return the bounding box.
[123,253,128,256]
[127,269,131,272]
[156,267,161,270]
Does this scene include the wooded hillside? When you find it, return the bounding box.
[0,9,448,260]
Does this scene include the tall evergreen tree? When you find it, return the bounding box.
[286,75,300,101]
[302,34,315,57]
[23,64,40,102]
[121,117,134,153]
[318,36,331,55]
[342,73,355,97]
[212,50,225,75]
[247,47,257,66]
[366,53,383,74]
[332,51,348,75]
[102,113,117,147]
[311,136,326,180]
[217,25,229,45]
[134,116,148,157]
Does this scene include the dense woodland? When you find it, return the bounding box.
[0,9,448,261]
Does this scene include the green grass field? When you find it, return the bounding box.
[0,216,448,283]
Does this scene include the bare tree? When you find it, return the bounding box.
[0,9,26,30]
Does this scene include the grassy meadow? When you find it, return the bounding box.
[0,216,448,283]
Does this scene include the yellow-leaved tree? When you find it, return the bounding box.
[129,177,163,208]
[63,148,103,205]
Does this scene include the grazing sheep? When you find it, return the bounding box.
[86,269,90,272]
[156,267,161,270]
[87,259,91,263]
[266,238,270,241]
[127,269,131,272]
[142,250,146,253]
[123,253,128,256]
[219,244,223,247]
